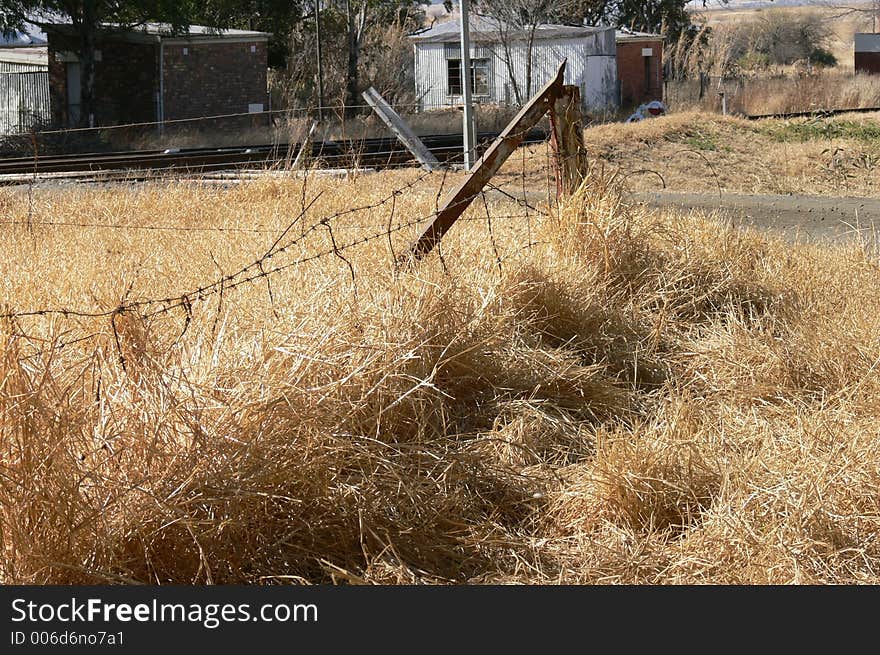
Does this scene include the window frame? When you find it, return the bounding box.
[446,57,491,97]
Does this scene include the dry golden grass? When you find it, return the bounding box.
[733,72,880,116]
[668,71,880,117]
[101,105,521,154]
[0,161,878,584]
[584,110,880,197]
[667,4,880,116]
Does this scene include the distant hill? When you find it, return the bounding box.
[691,0,868,10]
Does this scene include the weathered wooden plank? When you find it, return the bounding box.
[549,85,588,198]
[362,87,441,172]
[406,60,567,261]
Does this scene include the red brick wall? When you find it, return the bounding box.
[48,34,158,127]
[855,52,880,74]
[162,41,268,121]
[617,40,664,108]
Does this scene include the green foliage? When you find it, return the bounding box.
[474,0,696,41]
[572,0,694,41]
[0,0,205,34]
[737,52,771,72]
[665,125,731,152]
[682,132,719,151]
[809,48,837,68]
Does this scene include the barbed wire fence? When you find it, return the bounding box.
[0,126,580,366]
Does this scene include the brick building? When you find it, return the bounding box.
[615,28,664,108]
[855,33,880,74]
[46,24,269,128]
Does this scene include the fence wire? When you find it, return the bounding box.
[0,137,569,360]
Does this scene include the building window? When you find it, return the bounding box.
[447,58,490,96]
[472,58,489,95]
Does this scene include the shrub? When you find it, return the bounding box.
[717,9,836,70]
[809,48,838,68]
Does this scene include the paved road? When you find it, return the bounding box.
[633,191,880,244]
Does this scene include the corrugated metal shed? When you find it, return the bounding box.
[410,17,618,112]
[0,70,51,135]
[0,46,49,71]
[0,47,50,134]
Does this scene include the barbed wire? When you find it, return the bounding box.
[0,125,576,355]
[0,162,449,320]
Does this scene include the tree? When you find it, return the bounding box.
[0,0,221,127]
[473,0,695,106]
[473,0,569,105]
[719,9,836,72]
[568,0,694,41]
[276,0,422,116]
[324,1,421,118]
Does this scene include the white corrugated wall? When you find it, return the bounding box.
[414,42,449,110]
[0,70,51,135]
[413,28,618,112]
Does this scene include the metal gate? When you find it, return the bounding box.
[0,71,51,135]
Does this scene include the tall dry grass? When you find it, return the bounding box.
[0,165,878,584]
[666,71,880,116]
[732,71,880,116]
[97,105,523,154]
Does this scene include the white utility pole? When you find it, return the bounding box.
[459,0,476,170]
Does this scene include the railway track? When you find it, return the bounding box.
[0,130,548,180]
[745,106,880,121]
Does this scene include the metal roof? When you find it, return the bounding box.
[0,46,48,65]
[135,23,270,38]
[615,27,663,42]
[409,16,610,43]
[21,22,269,44]
[855,33,880,53]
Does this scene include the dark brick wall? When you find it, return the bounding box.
[47,47,65,126]
[48,34,158,127]
[47,34,268,129]
[162,41,268,121]
[617,40,664,108]
[855,52,880,74]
